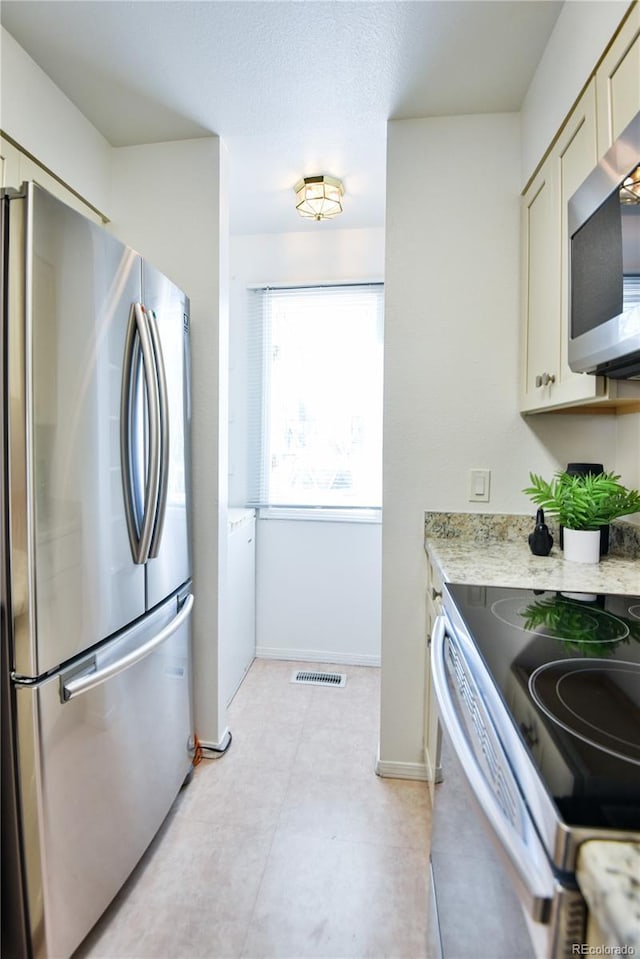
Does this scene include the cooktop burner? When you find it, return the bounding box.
[529,660,640,766]
[491,595,631,647]
[444,583,640,830]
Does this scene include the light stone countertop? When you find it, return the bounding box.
[424,512,640,595]
[576,842,640,951]
[424,512,640,947]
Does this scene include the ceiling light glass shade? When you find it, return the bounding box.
[294,175,344,220]
[620,165,640,204]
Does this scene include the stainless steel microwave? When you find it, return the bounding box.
[568,109,640,379]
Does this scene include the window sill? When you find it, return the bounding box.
[257,507,382,524]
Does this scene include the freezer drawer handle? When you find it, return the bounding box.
[61,594,194,702]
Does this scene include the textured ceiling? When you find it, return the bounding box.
[0,1,563,234]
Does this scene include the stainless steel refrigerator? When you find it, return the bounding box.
[1,182,195,958]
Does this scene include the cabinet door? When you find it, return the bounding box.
[520,159,560,412]
[596,3,640,158]
[520,84,612,413]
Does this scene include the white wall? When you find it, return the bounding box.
[381,112,621,776]
[256,518,382,665]
[110,139,231,750]
[230,228,385,667]
[231,229,385,289]
[0,26,112,214]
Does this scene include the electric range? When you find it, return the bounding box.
[446,584,640,843]
[430,583,640,957]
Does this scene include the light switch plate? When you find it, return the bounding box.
[468,469,491,502]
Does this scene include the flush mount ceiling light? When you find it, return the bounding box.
[620,165,640,204]
[294,175,344,221]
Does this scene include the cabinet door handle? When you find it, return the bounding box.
[535,372,556,387]
[432,587,442,601]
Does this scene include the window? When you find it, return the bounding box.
[247,284,384,511]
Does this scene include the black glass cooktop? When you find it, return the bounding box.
[445,583,640,830]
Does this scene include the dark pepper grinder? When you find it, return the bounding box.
[528,508,553,556]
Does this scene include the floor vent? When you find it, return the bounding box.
[290,670,346,687]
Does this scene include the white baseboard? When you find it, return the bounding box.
[375,747,429,782]
[255,646,381,668]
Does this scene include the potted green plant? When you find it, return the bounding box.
[523,471,640,564]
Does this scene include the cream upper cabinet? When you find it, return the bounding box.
[520,69,640,414]
[520,158,561,411]
[596,2,640,158]
[0,137,22,192]
[0,136,105,225]
[521,82,609,413]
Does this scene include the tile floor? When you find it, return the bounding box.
[76,659,432,959]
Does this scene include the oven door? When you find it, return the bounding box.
[428,613,585,959]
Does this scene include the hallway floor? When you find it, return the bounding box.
[76,659,432,958]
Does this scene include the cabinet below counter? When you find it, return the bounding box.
[424,511,640,596]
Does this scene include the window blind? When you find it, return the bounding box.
[245,283,384,510]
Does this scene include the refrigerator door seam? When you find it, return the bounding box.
[146,306,170,558]
[120,302,142,557]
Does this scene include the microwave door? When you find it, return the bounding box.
[568,109,640,378]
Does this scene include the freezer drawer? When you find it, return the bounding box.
[14,592,194,959]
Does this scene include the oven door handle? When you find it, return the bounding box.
[431,614,555,924]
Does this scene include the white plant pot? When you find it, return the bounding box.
[562,528,601,564]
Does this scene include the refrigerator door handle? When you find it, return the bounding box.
[121,303,142,560]
[145,307,170,559]
[61,593,194,702]
[121,302,161,564]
